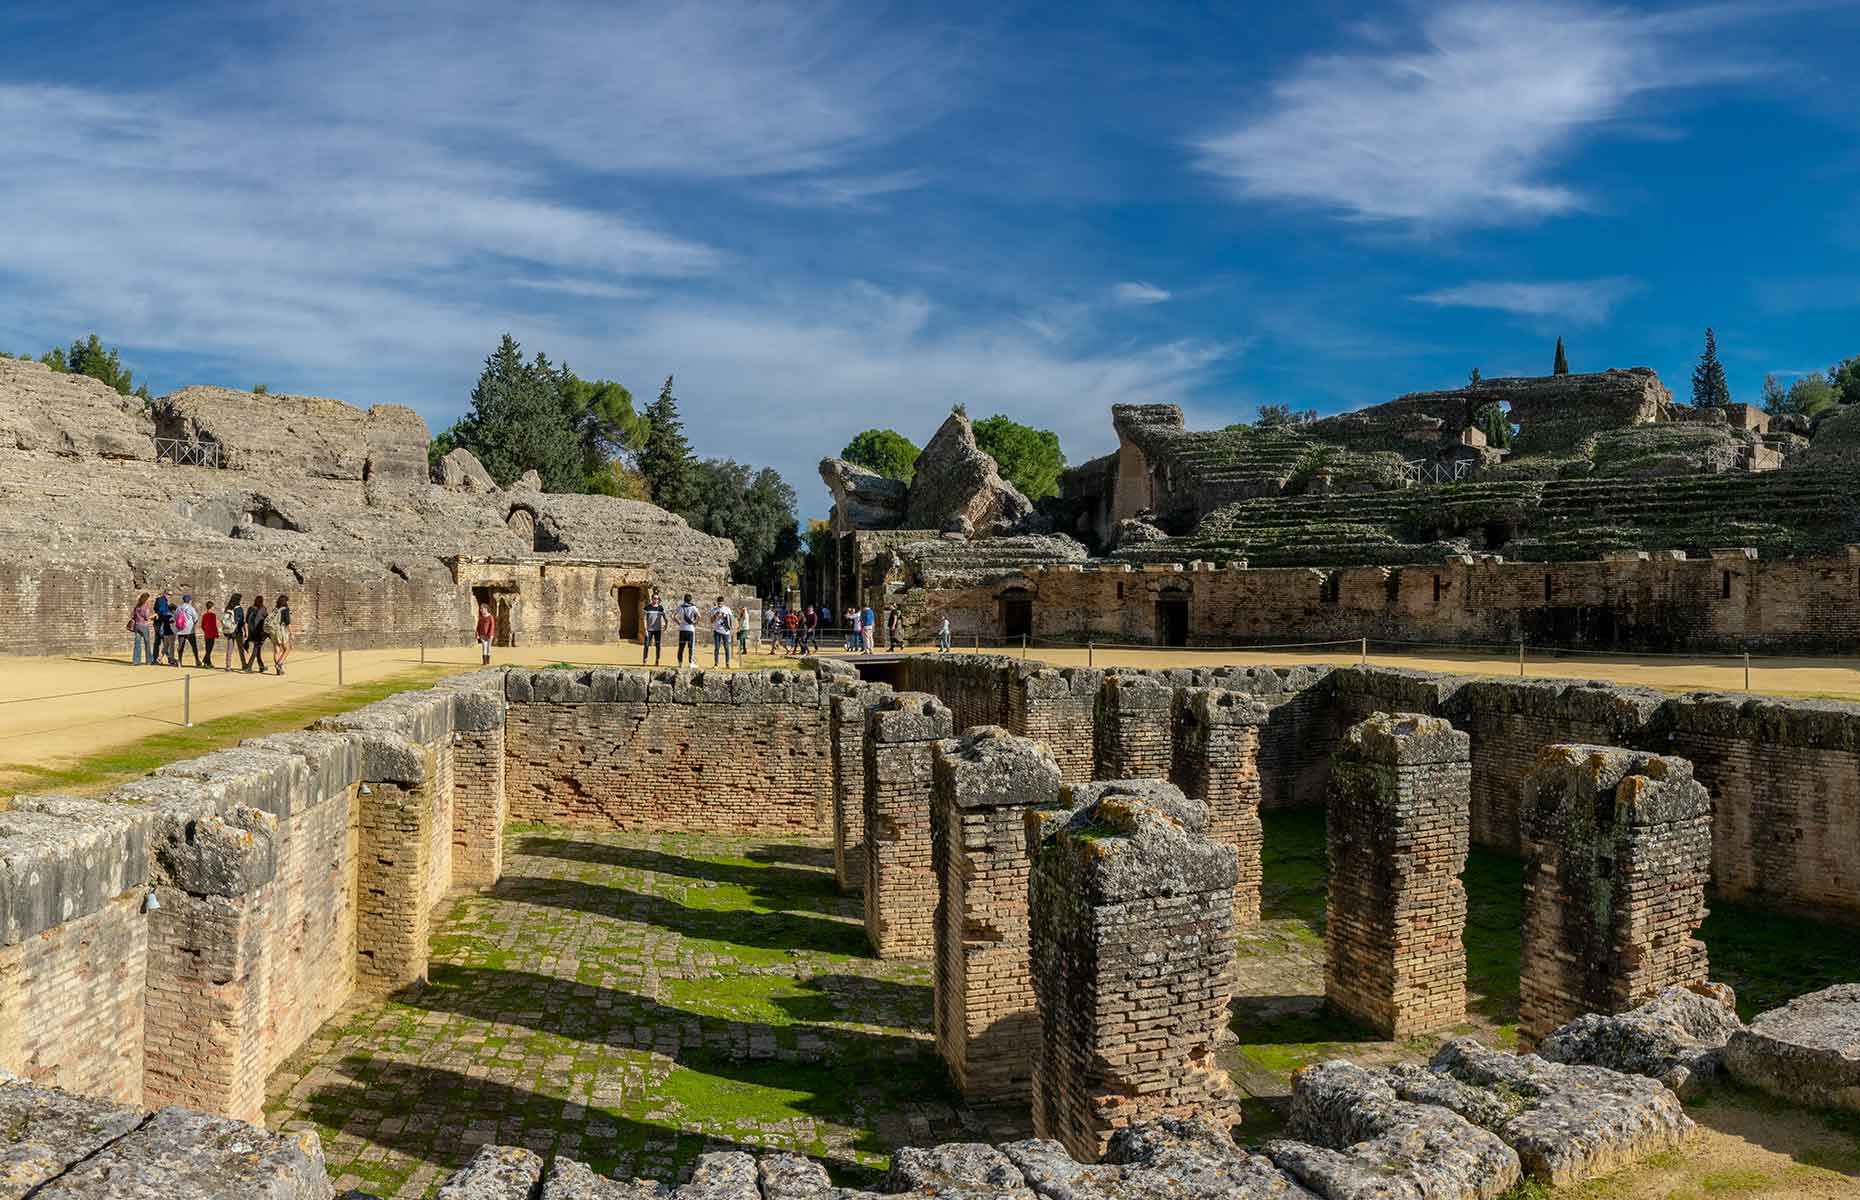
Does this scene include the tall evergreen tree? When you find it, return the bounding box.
[452,334,585,491]
[1691,327,1732,408]
[638,375,700,517]
[1467,367,1482,386]
[1760,373,1789,414]
[1553,336,1569,375]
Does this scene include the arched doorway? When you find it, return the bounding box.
[616,585,642,640]
[1156,587,1189,646]
[1000,587,1034,642]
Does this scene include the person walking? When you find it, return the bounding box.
[475,601,495,665]
[710,595,734,668]
[225,593,247,671]
[861,603,876,654]
[737,606,750,658]
[675,593,699,665]
[887,606,904,652]
[642,590,665,665]
[803,605,820,654]
[937,615,952,653]
[200,601,221,668]
[272,595,293,675]
[175,595,202,667]
[244,595,270,673]
[129,592,154,665]
[847,606,862,654]
[781,608,799,656]
[153,590,176,665]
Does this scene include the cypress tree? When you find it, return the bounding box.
[1553,336,1569,375]
[638,375,700,518]
[453,334,585,491]
[1691,328,1732,408]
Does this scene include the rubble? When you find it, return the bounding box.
[902,409,1033,536]
[1724,983,1860,1112]
[1537,982,1742,1097]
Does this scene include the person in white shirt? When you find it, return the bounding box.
[676,593,700,665]
[709,595,734,668]
[937,616,952,653]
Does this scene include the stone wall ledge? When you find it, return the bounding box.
[0,798,151,945]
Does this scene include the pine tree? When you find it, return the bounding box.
[638,375,700,518]
[452,334,585,491]
[1760,373,1788,414]
[1691,327,1732,408]
[1467,367,1482,387]
[1553,336,1569,375]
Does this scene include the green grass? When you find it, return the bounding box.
[0,664,456,796]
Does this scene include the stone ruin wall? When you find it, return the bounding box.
[0,357,738,657]
[895,548,1860,655]
[0,656,1846,1199]
[0,671,505,1121]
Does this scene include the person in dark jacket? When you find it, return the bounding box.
[642,591,665,665]
[244,596,269,673]
[153,591,177,666]
[225,593,246,671]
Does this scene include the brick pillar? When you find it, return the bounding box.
[1172,687,1269,928]
[142,804,278,1123]
[1093,674,1173,780]
[1324,712,1471,1039]
[931,726,1062,1100]
[830,684,890,894]
[352,733,438,995]
[449,690,507,889]
[863,693,954,958]
[1029,779,1241,1162]
[1011,667,1102,784]
[1519,744,1712,1043]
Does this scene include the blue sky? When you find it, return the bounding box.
[3,1,1857,518]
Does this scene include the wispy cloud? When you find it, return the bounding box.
[1193,1,1752,226]
[765,170,933,209]
[1112,281,1172,305]
[1410,277,1642,324]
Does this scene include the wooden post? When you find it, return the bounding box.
[1518,639,1525,677]
[183,674,192,727]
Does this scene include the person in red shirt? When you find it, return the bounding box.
[200,601,222,668]
[782,608,800,655]
[475,602,495,665]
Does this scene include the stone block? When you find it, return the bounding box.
[241,731,363,805]
[1724,983,1860,1112]
[434,1145,544,1199]
[150,804,277,897]
[31,1104,332,1199]
[156,744,314,820]
[1537,982,1742,1097]
[0,802,152,944]
[0,1076,144,1195]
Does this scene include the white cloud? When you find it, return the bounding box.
[1193,1,1750,226]
[1410,277,1642,324]
[765,171,934,209]
[1112,281,1172,305]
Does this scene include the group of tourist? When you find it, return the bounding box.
[618,590,957,666]
[128,591,294,674]
[636,591,743,668]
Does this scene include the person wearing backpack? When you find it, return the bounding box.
[129,592,154,666]
[272,594,293,675]
[175,594,202,667]
[225,593,247,671]
[244,595,269,673]
[709,595,734,668]
[675,593,699,666]
[153,591,177,665]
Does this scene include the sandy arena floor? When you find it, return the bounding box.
[2,638,1857,780]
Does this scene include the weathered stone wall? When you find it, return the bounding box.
[1325,714,1472,1039]
[501,668,832,834]
[1172,688,1269,927]
[0,670,504,1123]
[1520,745,1712,1042]
[1029,779,1240,1162]
[829,682,893,892]
[889,548,1860,654]
[899,654,1012,731]
[930,727,1061,1100]
[1009,666,1103,784]
[1093,672,1175,780]
[863,693,954,959]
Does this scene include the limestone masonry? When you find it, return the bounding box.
[817,366,1860,654]
[3,656,1857,1196]
[0,357,738,657]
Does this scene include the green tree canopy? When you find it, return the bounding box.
[1468,367,1482,386]
[564,374,647,492]
[450,334,585,491]
[684,459,802,592]
[31,334,150,400]
[840,428,920,482]
[1787,372,1838,419]
[1553,336,1569,375]
[1473,402,1511,448]
[1761,373,1789,414]
[1691,328,1732,408]
[638,375,701,517]
[1828,355,1860,408]
[972,414,1065,500]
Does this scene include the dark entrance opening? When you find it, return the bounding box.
[1156,588,1189,646]
[616,585,642,640]
[1482,520,1513,550]
[1001,588,1034,641]
[471,585,517,647]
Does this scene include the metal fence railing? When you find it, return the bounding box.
[1399,458,1476,486]
[153,437,222,468]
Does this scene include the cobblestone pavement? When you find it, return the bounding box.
[264,828,1027,1200]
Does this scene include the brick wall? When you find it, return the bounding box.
[1324,714,1471,1039]
[1093,673,1175,780]
[931,728,1061,1101]
[1172,688,1269,927]
[0,892,145,1106]
[863,693,954,959]
[1520,745,1711,1042]
[1010,667,1102,784]
[829,684,893,893]
[899,655,1012,731]
[1029,779,1241,1162]
[501,668,831,834]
